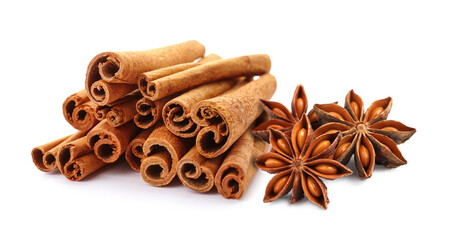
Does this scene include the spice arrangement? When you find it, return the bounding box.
[32,40,415,208]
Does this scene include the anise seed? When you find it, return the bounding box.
[359,144,370,168]
[314,163,338,175]
[276,138,292,156]
[350,101,360,119]
[272,107,288,119]
[329,111,344,121]
[296,128,307,152]
[306,176,322,198]
[368,107,383,121]
[311,140,331,157]
[295,98,305,115]
[381,126,398,131]
[273,175,289,194]
[264,158,287,168]
[334,142,351,159]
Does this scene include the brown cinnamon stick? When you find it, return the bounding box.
[142,54,271,101]
[85,40,205,105]
[105,95,140,127]
[163,78,237,138]
[57,136,106,181]
[215,128,269,199]
[32,130,89,172]
[177,146,226,192]
[140,123,194,186]
[62,90,99,131]
[87,120,139,163]
[134,95,173,129]
[191,73,276,158]
[125,128,153,172]
[138,54,221,98]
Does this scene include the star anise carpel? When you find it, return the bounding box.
[255,115,352,209]
[252,84,319,141]
[313,90,416,179]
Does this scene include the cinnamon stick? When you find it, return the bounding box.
[57,136,106,181]
[62,90,99,130]
[85,40,205,105]
[177,146,226,192]
[32,130,89,172]
[87,120,139,163]
[163,78,237,138]
[191,73,276,158]
[105,95,140,127]
[140,123,194,186]
[138,54,221,98]
[215,128,269,199]
[125,128,153,172]
[134,95,173,129]
[142,54,271,101]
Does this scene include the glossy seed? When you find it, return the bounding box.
[295,98,305,115]
[296,128,307,151]
[311,140,331,157]
[351,101,360,119]
[359,144,370,168]
[381,126,398,131]
[325,129,339,134]
[314,163,338,175]
[334,142,351,159]
[309,110,318,122]
[276,138,292,156]
[273,175,289,194]
[307,176,322,198]
[267,124,284,130]
[329,111,344,121]
[272,107,288,119]
[264,158,287,168]
[369,107,384,121]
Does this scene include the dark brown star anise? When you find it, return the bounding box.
[252,84,320,142]
[255,115,352,209]
[313,90,416,179]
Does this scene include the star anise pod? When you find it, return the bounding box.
[252,84,319,142]
[313,90,416,179]
[255,115,352,209]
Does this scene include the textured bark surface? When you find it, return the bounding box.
[85,40,205,105]
[144,54,271,101]
[62,89,99,130]
[87,120,139,163]
[140,123,194,186]
[191,73,276,158]
[215,129,269,199]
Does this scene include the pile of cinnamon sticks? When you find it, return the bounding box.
[32,40,277,199]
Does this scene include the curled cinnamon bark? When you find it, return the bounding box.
[177,147,226,192]
[85,40,205,105]
[191,73,276,158]
[142,54,271,101]
[57,136,106,181]
[163,78,237,138]
[138,54,221,98]
[134,95,173,129]
[87,120,139,163]
[215,128,269,199]
[125,128,153,172]
[140,123,194,186]
[105,95,140,127]
[32,130,89,172]
[62,90,99,130]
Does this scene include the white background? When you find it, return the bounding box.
[1,0,448,239]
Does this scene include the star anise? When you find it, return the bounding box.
[255,115,352,209]
[252,84,320,142]
[313,90,416,179]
